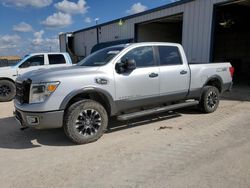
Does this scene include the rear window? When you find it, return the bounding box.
[158,46,182,66]
[48,54,66,65]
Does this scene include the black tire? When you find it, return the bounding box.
[64,100,108,144]
[0,80,16,102]
[199,86,220,113]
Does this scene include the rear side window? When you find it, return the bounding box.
[121,46,155,68]
[158,46,182,66]
[48,54,66,65]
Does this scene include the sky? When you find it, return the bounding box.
[0,0,177,57]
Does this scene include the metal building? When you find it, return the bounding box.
[59,0,250,83]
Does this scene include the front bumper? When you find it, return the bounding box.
[14,108,64,129]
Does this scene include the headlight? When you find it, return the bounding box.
[29,82,60,104]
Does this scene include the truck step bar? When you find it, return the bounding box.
[117,100,199,121]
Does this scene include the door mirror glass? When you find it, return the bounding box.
[125,59,136,71]
[116,59,136,74]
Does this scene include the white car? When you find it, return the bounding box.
[0,52,73,102]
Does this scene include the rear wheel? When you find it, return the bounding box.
[199,86,220,113]
[0,80,16,102]
[64,100,108,144]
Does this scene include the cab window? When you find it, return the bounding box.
[158,46,182,66]
[121,46,155,67]
[48,54,66,65]
[19,55,44,68]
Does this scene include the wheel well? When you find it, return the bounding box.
[0,78,15,84]
[65,91,111,115]
[205,78,222,93]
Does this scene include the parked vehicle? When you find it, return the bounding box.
[14,43,234,144]
[0,53,72,102]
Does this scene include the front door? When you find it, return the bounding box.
[17,55,45,76]
[114,46,160,111]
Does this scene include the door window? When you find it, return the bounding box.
[48,54,66,65]
[158,46,182,66]
[121,46,155,67]
[19,55,44,68]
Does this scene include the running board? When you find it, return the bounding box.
[117,101,199,121]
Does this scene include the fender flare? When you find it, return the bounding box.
[0,77,15,83]
[59,87,117,116]
[203,75,223,92]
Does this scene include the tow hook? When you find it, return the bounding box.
[20,127,29,131]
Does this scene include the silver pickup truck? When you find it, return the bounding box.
[14,42,234,144]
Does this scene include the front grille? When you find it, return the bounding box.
[15,79,31,104]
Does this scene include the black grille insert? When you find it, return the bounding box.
[15,79,31,104]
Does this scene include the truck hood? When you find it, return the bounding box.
[0,66,15,76]
[0,66,12,71]
[17,65,100,83]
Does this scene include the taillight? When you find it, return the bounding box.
[229,67,234,78]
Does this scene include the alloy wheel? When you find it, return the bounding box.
[206,91,218,109]
[0,85,11,97]
[75,109,102,136]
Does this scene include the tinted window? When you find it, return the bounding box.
[48,54,66,65]
[78,47,124,67]
[121,46,155,67]
[158,46,182,66]
[19,55,44,68]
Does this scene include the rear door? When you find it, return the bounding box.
[157,45,190,100]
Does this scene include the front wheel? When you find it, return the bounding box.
[64,100,108,144]
[199,86,220,113]
[0,80,16,102]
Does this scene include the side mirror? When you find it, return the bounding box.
[115,59,136,74]
[126,59,136,71]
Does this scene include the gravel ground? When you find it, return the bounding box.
[0,86,250,188]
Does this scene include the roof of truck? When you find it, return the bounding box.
[27,52,69,56]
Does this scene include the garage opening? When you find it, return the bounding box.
[135,14,183,44]
[212,0,250,84]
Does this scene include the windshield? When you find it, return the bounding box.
[78,46,124,67]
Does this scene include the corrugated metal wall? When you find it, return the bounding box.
[59,34,67,52]
[182,0,229,62]
[73,0,229,62]
[74,29,97,56]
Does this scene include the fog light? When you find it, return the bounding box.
[27,116,39,125]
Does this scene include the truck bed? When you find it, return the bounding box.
[189,62,232,92]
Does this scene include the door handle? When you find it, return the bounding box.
[180,70,188,75]
[149,73,158,78]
